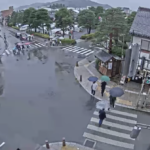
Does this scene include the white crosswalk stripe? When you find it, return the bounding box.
[83,108,137,149]
[61,46,94,56]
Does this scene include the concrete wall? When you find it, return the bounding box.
[132,36,150,45]
[133,36,150,70]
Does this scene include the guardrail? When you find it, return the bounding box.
[136,123,150,129]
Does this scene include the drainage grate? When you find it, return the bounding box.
[83,139,96,148]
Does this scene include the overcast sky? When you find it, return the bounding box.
[0,0,150,11]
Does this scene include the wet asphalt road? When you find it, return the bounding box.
[0,26,97,149]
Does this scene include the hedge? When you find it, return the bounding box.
[60,38,76,45]
[12,26,19,30]
[80,33,95,40]
[27,31,50,39]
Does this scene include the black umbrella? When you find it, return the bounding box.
[109,87,124,97]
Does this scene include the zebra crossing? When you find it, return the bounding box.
[1,42,46,56]
[61,46,94,56]
[83,108,137,150]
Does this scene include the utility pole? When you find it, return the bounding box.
[122,35,124,59]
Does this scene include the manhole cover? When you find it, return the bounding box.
[84,139,96,148]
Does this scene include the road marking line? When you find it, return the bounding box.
[35,43,42,47]
[0,142,5,147]
[77,49,87,53]
[110,110,137,118]
[91,117,133,131]
[5,50,10,55]
[83,132,134,149]
[94,111,137,124]
[85,51,94,56]
[72,48,84,52]
[62,46,73,50]
[63,46,76,51]
[80,49,92,54]
[71,47,83,52]
[87,124,134,140]
[38,43,45,47]
[68,47,78,51]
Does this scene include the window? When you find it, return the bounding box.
[141,40,149,50]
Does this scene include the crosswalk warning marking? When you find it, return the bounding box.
[83,132,134,149]
[87,124,134,140]
[91,117,133,131]
[80,49,92,54]
[94,111,137,124]
[85,51,94,56]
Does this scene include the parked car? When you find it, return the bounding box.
[15,32,21,38]
[20,33,33,41]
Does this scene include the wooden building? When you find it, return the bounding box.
[95,50,121,77]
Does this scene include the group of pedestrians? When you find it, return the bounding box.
[45,38,62,47]
[91,81,116,108]
[90,79,117,127]
[13,43,26,56]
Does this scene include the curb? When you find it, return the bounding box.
[43,142,94,150]
[74,66,150,113]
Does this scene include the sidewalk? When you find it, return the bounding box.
[43,142,94,150]
[74,59,150,113]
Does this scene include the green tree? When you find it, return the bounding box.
[89,6,96,12]
[36,9,51,34]
[78,9,95,34]
[23,8,35,25]
[10,11,18,25]
[16,11,24,24]
[127,11,136,25]
[55,8,73,36]
[29,9,38,32]
[94,8,126,53]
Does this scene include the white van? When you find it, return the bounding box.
[19,25,29,31]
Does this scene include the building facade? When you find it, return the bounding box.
[130,7,150,71]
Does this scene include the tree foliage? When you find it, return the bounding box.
[9,8,51,33]
[55,8,73,36]
[94,8,127,53]
[78,9,95,34]
[127,11,136,25]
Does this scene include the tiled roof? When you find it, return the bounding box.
[130,7,150,38]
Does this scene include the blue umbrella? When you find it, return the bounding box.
[109,87,124,97]
[88,76,98,82]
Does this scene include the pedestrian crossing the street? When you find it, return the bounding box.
[1,42,46,56]
[83,108,137,150]
[61,46,94,57]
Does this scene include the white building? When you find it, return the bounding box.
[130,7,150,71]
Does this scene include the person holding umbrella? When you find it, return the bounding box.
[88,76,98,96]
[109,87,124,108]
[101,81,107,97]
[100,76,110,97]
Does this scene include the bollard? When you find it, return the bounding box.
[80,75,82,82]
[62,137,66,147]
[130,125,141,139]
[45,140,50,149]
[76,61,78,67]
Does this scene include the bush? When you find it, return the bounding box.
[112,46,125,57]
[8,23,13,27]
[27,31,50,39]
[60,38,76,45]
[12,26,19,30]
[80,33,95,40]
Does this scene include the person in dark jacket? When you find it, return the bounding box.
[99,108,106,127]
[110,95,116,108]
[101,81,107,97]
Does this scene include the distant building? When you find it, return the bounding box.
[130,7,150,71]
[1,6,13,25]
